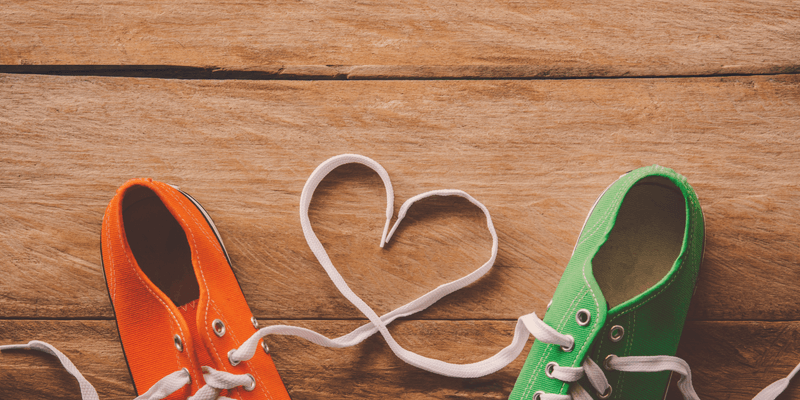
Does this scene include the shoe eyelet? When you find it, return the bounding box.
[609,325,624,342]
[251,316,259,329]
[228,349,241,366]
[545,361,558,378]
[181,367,191,384]
[262,339,270,354]
[560,335,574,352]
[597,385,612,399]
[603,354,616,370]
[576,309,591,326]
[533,391,545,400]
[244,373,256,391]
[173,335,184,352]
[213,319,226,337]
[546,299,553,311]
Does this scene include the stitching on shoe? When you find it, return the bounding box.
[564,173,632,395]
[210,300,273,400]
[113,189,187,380]
[520,287,585,399]
[563,172,631,395]
[547,287,589,397]
[574,173,632,250]
[605,176,698,399]
[161,185,222,397]
[156,185,212,392]
[209,301,242,399]
[520,172,632,398]
[179,301,197,313]
[558,288,592,393]
[571,258,601,394]
[617,313,634,398]
[597,314,615,397]
[162,184,274,400]
[520,286,588,399]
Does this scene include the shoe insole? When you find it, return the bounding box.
[592,177,686,309]
[123,186,200,307]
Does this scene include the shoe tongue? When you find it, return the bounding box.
[176,300,216,371]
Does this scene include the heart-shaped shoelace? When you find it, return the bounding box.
[226,154,535,378]
[4,154,800,400]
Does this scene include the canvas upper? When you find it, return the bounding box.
[101,178,291,400]
[509,165,704,400]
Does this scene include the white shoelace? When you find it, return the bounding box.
[3,154,799,400]
[227,154,533,378]
[516,313,800,400]
[0,341,249,400]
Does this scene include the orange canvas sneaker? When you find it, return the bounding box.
[101,178,291,400]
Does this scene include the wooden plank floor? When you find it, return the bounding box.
[1,2,800,399]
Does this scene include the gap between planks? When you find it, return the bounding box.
[1,65,800,81]
[3,0,799,80]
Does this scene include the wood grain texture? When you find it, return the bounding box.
[4,0,800,398]
[668,321,800,400]
[3,320,799,399]
[0,320,526,400]
[2,0,799,78]
[1,73,800,322]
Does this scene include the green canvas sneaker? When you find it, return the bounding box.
[510,165,704,400]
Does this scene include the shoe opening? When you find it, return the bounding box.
[122,185,200,307]
[592,176,686,309]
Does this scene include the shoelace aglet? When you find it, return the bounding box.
[380,217,391,248]
[0,343,32,351]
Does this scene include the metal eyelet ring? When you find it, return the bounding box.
[262,339,270,354]
[213,319,226,337]
[228,349,241,366]
[181,367,191,384]
[603,354,616,370]
[560,335,575,352]
[597,385,613,399]
[610,325,624,342]
[174,334,184,352]
[251,316,259,329]
[244,373,256,391]
[576,309,591,326]
[545,361,558,378]
[533,391,545,400]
